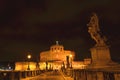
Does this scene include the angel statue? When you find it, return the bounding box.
[87,13,106,46]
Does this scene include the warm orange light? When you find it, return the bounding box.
[27,54,31,59]
[70,54,72,58]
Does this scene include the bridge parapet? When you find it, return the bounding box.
[62,68,120,80]
[0,70,45,80]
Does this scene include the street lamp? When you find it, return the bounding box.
[69,54,72,68]
[27,54,31,70]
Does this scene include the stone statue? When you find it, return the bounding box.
[87,13,106,46]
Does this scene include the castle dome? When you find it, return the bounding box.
[50,41,64,52]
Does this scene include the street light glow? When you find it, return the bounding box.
[70,54,72,58]
[27,54,31,59]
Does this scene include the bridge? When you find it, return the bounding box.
[0,68,120,80]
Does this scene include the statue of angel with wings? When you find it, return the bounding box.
[87,13,106,46]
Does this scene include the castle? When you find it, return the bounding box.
[15,41,91,70]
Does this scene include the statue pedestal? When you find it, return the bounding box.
[88,45,117,69]
[87,13,119,69]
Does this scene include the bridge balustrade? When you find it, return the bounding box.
[62,69,120,80]
[0,70,44,80]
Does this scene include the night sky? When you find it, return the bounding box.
[0,0,120,62]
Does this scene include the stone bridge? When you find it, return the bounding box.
[0,69,120,80]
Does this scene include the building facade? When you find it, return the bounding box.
[39,41,91,70]
[15,41,91,70]
[39,41,75,70]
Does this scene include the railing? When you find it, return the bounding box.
[0,70,45,80]
[62,68,120,80]
[1,69,120,80]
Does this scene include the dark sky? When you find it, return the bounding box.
[0,0,120,62]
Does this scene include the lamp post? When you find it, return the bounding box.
[27,54,31,70]
[70,54,72,68]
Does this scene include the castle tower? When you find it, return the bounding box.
[39,41,75,70]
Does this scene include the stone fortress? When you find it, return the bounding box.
[39,41,75,70]
[15,41,91,70]
[39,41,91,70]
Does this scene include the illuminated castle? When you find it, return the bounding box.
[15,41,91,70]
[40,41,75,62]
[39,41,91,70]
[39,41,75,70]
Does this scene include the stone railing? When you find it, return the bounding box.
[63,68,120,80]
[0,70,45,80]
